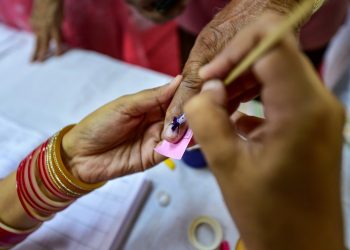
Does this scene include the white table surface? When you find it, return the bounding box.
[0,24,238,249]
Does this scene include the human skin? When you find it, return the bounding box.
[0,76,181,232]
[162,0,303,142]
[185,14,346,250]
[28,0,294,66]
[30,0,64,62]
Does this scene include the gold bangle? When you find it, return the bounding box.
[49,135,87,195]
[54,125,106,191]
[50,134,90,195]
[46,138,81,198]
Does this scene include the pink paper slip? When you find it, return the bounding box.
[154,129,193,160]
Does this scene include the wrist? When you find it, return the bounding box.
[61,130,80,179]
[60,126,106,186]
[52,126,105,192]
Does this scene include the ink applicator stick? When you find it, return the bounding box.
[223,0,315,86]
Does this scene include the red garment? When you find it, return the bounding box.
[177,0,228,34]
[0,0,33,30]
[0,0,180,76]
[177,0,348,51]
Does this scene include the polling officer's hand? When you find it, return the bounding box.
[162,0,303,143]
[185,14,346,250]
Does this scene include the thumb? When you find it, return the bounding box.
[184,80,240,171]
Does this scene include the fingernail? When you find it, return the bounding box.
[164,124,178,140]
[201,79,222,92]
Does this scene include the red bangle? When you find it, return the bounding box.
[16,150,54,222]
[17,165,54,222]
[0,219,38,247]
[16,139,76,224]
[38,141,73,201]
[19,152,53,215]
[16,159,40,221]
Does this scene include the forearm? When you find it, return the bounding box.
[0,173,39,230]
[217,178,346,250]
[0,126,104,248]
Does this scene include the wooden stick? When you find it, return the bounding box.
[223,0,315,85]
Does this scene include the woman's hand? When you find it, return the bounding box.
[30,0,64,62]
[185,14,346,250]
[162,0,301,142]
[61,76,182,184]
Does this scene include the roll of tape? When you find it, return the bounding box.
[188,216,223,250]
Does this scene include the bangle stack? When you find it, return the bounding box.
[3,125,105,249]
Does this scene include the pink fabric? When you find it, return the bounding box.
[300,0,349,50]
[62,0,127,59]
[0,0,32,30]
[0,0,180,76]
[177,0,228,35]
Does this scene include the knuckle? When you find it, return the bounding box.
[254,53,276,73]
[182,61,203,86]
[181,78,202,92]
[198,25,223,52]
[195,24,232,64]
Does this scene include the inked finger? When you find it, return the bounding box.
[162,79,200,142]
